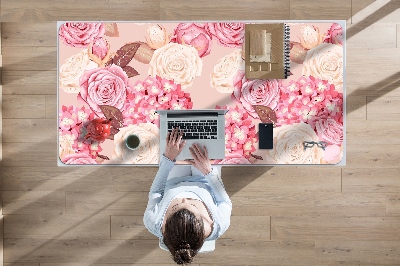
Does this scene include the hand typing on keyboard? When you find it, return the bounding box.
[185,144,212,175]
[164,127,186,161]
[168,120,218,140]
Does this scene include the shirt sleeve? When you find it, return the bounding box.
[143,154,175,237]
[205,167,232,237]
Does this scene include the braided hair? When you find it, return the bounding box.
[163,208,206,264]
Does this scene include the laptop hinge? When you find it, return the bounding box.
[167,112,219,118]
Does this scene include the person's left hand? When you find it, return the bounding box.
[164,127,186,161]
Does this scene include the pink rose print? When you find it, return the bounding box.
[216,104,257,159]
[233,78,282,118]
[61,153,98,164]
[290,42,308,64]
[275,76,343,131]
[324,23,344,45]
[59,22,105,48]
[208,23,245,48]
[123,76,193,127]
[313,118,343,145]
[58,105,103,159]
[170,23,213,58]
[233,70,245,91]
[91,37,109,60]
[214,153,251,164]
[299,24,324,50]
[79,65,129,117]
[72,120,104,158]
[323,144,342,164]
[59,105,95,134]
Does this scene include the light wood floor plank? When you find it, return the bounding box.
[316,240,400,264]
[3,238,162,264]
[273,216,400,241]
[160,0,290,20]
[347,96,366,120]
[343,168,400,193]
[223,166,341,193]
[4,263,40,266]
[2,167,114,192]
[346,48,400,97]
[2,119,56,143]
[197,265,360,266]
[41,264,198,266]
[0,216,3,266]
[2,46,56,58]
[397,24,400,48]
[66,191,148,216]
[111,216,153,240]
[3,95,46,119]
[45,95,56,119]
[0,1,160,22]
[111,168,158,192]
[359,264,400,266]
[4,214,110,240]
[2,166,155,192]
[1,23,55,46]
[2,71,56,95]
[346,120,400,144]
[346,143,400,168]
[2,142,56,167]
[198,239,316,265]
[3,191,65,215]
[386,194,400,216]
[4,238,315,264]
[290,0,351,20]
[2,48,56,71]
[351,0,400,25]
[351,0,376,24]
[221,216,270,241]
[232,192,386,217]
[347,23,397,49]
[367,96,400,120]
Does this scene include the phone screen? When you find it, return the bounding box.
[258,123,273,149]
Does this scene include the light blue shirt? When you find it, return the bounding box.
[143,155,232,241]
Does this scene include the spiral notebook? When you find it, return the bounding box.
[244,23,290,79]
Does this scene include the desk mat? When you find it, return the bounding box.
[58,22,345,165]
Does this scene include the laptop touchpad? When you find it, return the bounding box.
[182,146,192,159]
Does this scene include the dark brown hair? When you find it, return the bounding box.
[163,208,206,264]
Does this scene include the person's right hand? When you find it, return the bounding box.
[185,144,212,175]
[164,127,186,161]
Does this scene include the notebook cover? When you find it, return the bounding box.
[244,23,290,79]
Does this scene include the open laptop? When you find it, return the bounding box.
[156,109,228,161]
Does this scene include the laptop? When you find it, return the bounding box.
[156,109,228,161]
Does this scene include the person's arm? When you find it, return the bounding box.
[205,167,232,237]
[143,128,186,236]
[143,155,175,236]
[185,144,232,237]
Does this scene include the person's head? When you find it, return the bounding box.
[163,208,206,264]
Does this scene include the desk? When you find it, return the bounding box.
[58,21,345,165]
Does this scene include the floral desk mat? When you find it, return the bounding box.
[58,21,345,165]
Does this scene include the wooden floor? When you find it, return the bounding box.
[1,0,400,265]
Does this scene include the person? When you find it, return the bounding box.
[144,127,232,264]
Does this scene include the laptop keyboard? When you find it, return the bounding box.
[168,120,218,139]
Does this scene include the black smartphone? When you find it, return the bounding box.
[258,123,273,149]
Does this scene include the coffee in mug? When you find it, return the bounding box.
[125,134,140,150]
